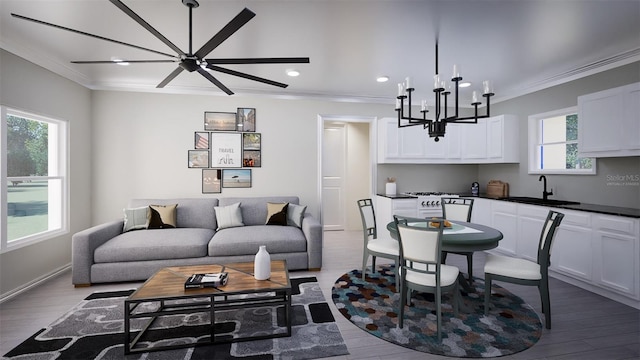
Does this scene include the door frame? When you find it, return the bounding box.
[317,114,377,226]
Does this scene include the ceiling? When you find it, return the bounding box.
[1,0,639,105]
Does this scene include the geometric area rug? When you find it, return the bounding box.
[2,277,349,360]
[332,265,542,358]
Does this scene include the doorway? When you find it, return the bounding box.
[318,115,376,231]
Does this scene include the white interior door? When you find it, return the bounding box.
[322,125,346,231]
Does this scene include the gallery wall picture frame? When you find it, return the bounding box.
[243,150,261,167]
[204,112,237,131]
[222,169,252,188]
[202,169,222,194]
[242,133,261,151]
[188,150,209,168]
[236,107,256,132]
[194,132,209,149]
[210,132,242,168]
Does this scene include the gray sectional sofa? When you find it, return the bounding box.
[72,196,322,286]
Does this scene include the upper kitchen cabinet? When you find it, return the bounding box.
[578,82,640,158]
[377,115,519,164]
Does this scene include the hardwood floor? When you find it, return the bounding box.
[1,230,639,359]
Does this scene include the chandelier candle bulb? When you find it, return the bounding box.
[421,100,427,111]
[396,99,401,110]
[398,83,404,96]
[472,91,479,103]
[452,64,460,79]
[433,74,441,90]
[405,77,412,89]
[483,80,492,94]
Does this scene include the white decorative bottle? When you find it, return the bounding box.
[254,245,271,280]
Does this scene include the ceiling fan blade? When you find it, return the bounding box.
[109,0,184,56]
[197,68,234,95]
[206,65,288,88]
[71,60,178,64]
[194,8,256,59]
[11,13,177,58]
[205,57,310,65]
[157,67,185,88]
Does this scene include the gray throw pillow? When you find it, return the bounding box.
[123,206,150,232]
[215,202,244,230]
[287,203,307,228]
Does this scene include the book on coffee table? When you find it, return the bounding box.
[184,272,228,289]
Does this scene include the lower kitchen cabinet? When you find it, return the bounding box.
[592,215,639,299]
[375,196,417,230]
[477,198,639,309]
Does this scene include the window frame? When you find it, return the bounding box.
[528,106,596,175]
[1,106,69,253]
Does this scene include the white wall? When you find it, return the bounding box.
[0,49,92,295]
[345,122,370,230]
[90,90,394,224]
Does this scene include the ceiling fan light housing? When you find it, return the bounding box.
[180,58,200,72]
[182,0,199,8]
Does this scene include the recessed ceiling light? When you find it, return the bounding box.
[112,58,129,66]
[460,82,471,88]
[377,76,389,83]
[287,69,300,77]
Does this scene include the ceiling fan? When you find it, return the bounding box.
[11,0,310,95]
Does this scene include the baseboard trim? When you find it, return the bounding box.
[0,263,71,304]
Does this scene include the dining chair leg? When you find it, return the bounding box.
[540,279,551,329]
[398,279,406,328]
[361,252,368,280]
[484,275,492,315]
[466,253,474,281]
[436,287,442,342]
[393,260,399,290]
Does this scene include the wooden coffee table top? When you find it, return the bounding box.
[129,260,290,301]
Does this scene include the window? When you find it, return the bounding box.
[528,107,595,175]
[1,107,68,252]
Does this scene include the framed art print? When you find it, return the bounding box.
[194,131,209,149]
[222,169,252,188]
[243,150,261,167]
[202,169,222,194]
[236,107,256,132]
[210,132,242,168]
[188,150,209,168]
[243,133,261,150]
[204,112,237,131]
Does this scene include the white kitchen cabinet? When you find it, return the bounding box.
[549,209,593,282]
[592,215,639,299]
[468,197,491,225]
[578,82,640,157]
[375,196,418,231]
[377,116,519,164]
[491,201,518,255]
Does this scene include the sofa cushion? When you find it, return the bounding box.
[219,196,299,226]
[94,228,215,263]
[215,202,244,230]
[287,203,307,228]
[148,204,177,229]
[208,225,306,256]
[266,202,288,225]
[123,206,150,232]
[129,198,218,229]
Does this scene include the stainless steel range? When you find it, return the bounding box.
[402,191,460,218]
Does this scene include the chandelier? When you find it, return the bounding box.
[395,41,495,142]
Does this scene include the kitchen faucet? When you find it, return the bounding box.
[539,175,553,201]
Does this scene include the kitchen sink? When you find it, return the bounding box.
[500,196,581,206]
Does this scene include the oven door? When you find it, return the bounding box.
[417,208,443,219]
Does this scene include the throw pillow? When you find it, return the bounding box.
[266,202,288,226]
[148,204,178,229]
[215,202,244,230]
[287,203,307,228]
[123,206,150,232]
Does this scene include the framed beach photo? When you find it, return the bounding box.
[243,150,261,167]
[188,150,209,168]
[204,112,237,131]
[243,133,261,150]
[202,169,222,194]
[194,132,209,149]
[236,107,256,132]
[210,132,242,168]
[222,169,252,188]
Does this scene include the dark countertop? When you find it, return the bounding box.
[458,193,640,219]
[376,193,417,199]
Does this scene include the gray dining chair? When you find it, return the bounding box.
[441,197,475,280]
[484,210,564,329]
[357,199,399,288]
[394,216,460,342]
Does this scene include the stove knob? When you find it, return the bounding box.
[436,200,440,206]
[430,201,436,206]
[421,201,426,207]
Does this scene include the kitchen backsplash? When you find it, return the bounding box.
[377,163,479,194]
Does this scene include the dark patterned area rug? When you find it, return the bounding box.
[3,277,348,360]
[332,265,542,358]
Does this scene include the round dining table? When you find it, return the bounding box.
[386,219,503,253]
